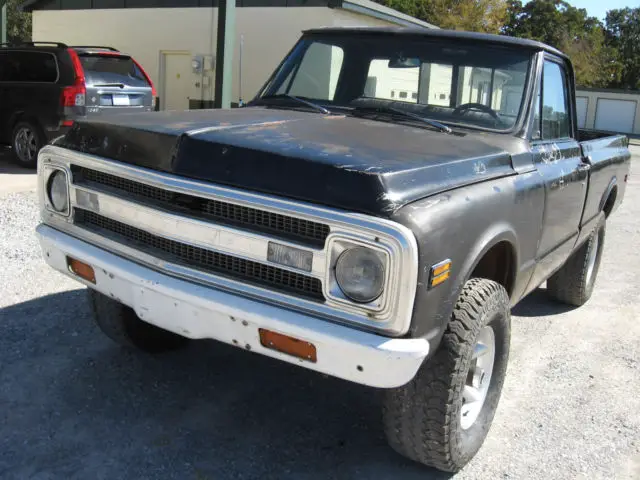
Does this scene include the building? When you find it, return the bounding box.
[21,0,435,110]
[576,87,640,136]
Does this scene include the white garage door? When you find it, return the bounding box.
[576,97,588,128]
[594,98,637,133]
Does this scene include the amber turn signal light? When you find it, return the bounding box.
[259,328,317,363]
[430,259,452,289]
[67,256,96,283]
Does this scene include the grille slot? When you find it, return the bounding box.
[74,209,325,301]
[71,166,330,247]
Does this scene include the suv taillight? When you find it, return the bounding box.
[62,49,87,107]
[61,85,86,107]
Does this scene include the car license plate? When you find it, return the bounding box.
[113,94,130,106]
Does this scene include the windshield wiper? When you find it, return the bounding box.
[254,94,330,114]
[352,105,452,134]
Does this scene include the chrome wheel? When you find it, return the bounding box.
[461,325,496,430]
[14,126,38,164]
[585,232,599,287]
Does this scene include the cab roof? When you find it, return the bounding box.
[302,27,567,60]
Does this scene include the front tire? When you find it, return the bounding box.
[547,217,605,306]
[11,121,45,168]
[88,289,189,353]
[383,278,511,472]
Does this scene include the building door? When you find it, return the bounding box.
[575,96,588,128]
[162,52,191,111]
[594,98,636,133]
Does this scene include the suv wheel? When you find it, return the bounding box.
[12,121,45,168]
[383,278,511,472]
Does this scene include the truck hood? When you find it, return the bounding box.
[57,107,516,216]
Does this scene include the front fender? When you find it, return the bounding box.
[391,171,544,349]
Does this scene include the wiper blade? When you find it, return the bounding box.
[353,105,452,134]
[255,94,330,115]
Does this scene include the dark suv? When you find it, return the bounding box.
[0,42,156,167]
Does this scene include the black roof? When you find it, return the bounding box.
[303,27,567,59]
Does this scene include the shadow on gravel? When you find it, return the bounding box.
[511,287,578,317]
[0,290,452,480]
[0,147,33,174]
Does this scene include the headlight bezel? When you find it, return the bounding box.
[324,234,396,317]
[42,164,71,217]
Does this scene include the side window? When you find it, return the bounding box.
[0,51,58,83]
[279,43,344,101]
[541,60,570,139]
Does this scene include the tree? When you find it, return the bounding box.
[605,8,640,90]
[377,0,509,34]
[503,0,619,88]
[5,0,32,44]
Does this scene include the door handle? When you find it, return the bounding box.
[576,162,591,172]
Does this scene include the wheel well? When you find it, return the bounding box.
[470,241,515,297]
[603,186,617,218]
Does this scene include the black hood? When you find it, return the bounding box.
[57,107,517,216]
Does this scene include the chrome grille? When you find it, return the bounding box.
[71,166,330,247]
[74,209,324,301]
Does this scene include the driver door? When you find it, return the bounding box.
[530,56,589,284]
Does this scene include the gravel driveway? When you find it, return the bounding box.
[0,147,638,480]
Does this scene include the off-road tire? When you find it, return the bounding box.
[382,278,511,472]
[88,289,189,353]
[547,217,605,307]
[11,120,45,168]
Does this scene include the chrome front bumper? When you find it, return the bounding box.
[37,224,429,388]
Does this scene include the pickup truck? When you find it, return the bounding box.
[36,28,631,472]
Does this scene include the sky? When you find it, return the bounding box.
[570,0,640,21]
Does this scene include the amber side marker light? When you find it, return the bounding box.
[259,328,317,363]
[430,259,452,289]
[67,256,96,283]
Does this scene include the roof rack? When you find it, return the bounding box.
[14,41,69,48]
[70,46,119,52]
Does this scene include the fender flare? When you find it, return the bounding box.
[599,176,617,214]
[437,223,519,333]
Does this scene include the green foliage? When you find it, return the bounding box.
[503,0,618,88]
[380,0,508,33]
[4,0,32,44]
[605,8,640,90]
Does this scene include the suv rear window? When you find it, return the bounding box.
[78,54,149,86]
[0,51,58,83]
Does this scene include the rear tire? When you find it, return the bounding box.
[11,121,45,169]
[88,289,189,353]
[547,217,605,306]
[383,278,511,472]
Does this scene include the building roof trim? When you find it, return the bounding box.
[336,0,436,29]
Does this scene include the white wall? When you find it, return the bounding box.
[32,7,395,108]
[575,89,640,135]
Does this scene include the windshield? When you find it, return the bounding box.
[79,54,149,87]
[259,35,533,131]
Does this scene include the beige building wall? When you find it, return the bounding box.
[32,7,395,109]
[576,88,640,135]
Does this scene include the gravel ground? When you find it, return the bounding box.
[0,148,638,480]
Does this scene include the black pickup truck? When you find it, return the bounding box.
[36,28,631,472]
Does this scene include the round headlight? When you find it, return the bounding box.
[335,247,385,303]
[48,170,69,213]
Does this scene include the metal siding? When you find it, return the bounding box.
[594,98,636,134]
[575,96,588,129]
